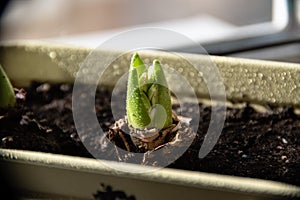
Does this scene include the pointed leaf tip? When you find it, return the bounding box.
[130,53,147,78]
[153,59,160,65]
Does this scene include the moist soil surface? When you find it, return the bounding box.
[0,82,299,186]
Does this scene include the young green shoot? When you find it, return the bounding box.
[0,64,16,108]
[126,53,172,130]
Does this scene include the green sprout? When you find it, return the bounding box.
[126,53,172,129]
[0,64,16,108]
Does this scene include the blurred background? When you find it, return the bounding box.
[0,0,272,40]
[0,0,299,62]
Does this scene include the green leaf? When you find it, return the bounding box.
[148,60,172,129]
[0,64,16,108]
[126,54,151,128]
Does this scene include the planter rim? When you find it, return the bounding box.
[0,148,299,198]
[1,41,300,106]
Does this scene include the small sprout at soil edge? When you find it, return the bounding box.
[126,53,172,130]
[0,64,16,108]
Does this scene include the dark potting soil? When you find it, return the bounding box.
[0,82,299,186]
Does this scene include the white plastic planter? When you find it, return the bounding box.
[0,42,299,199]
